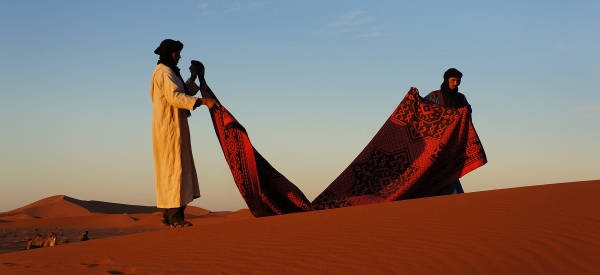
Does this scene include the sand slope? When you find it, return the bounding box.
[0,196,233,255]
[1,180,599,274]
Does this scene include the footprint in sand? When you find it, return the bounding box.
[80,263,99,268]
[80,258,117,268]
[105,266,136,274]
[80,257,135,274]
[98,257,117,265]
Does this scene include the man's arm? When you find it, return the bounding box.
[185,64,200,96]
[190,60,220,109]
[424,90,440,104]
[192,60,221,107]
[461,94,472,114]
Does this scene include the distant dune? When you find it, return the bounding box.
[0,195,93,219]
[0,195,236,255]
[0,195,211,221]
[0,180,598,274]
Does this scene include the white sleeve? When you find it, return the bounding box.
[185,77,200,96]
[161,70,197,110]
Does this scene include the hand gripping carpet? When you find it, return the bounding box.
[201,87,487,217]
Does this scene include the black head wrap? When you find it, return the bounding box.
[154,39,191,116]
[443,68,463,82]
[154,39,183,61]
[439,68,465,108]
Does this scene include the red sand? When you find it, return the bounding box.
[1,180,598,274]
[0,196,243,255]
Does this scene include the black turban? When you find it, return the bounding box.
[439,68,466,108]
[154,39,183,56]
[443,68,463,81]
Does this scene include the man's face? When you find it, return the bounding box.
[172,50,181,65]
[448,77,461,90]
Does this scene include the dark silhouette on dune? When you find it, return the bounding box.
[62,196,160,214]
[0,195,211,221]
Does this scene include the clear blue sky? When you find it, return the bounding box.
[1,0,598,212]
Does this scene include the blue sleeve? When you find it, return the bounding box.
[462,94,472,114]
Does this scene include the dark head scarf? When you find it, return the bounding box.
[439,68,465,108]
[154,39,189,95]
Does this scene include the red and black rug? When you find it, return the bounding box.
[201,87,487,217]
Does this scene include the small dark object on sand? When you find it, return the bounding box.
[79,231,89,241]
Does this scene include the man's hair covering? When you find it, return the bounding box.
[154,39,184,56]
[443,68,463,81]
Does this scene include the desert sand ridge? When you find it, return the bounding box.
[0,195,91,219]
[0,195,211,219]
[62,196,161,214]
[1,180,598,274]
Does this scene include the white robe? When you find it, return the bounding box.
[150,63,201,208]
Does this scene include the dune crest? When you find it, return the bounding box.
[0,195,211,220]
[0,195,91,219]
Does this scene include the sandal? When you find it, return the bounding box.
[170,220,193,228]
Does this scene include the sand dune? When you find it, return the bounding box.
[0,196,236,255]
[1,180,598,274]
[0,195,92,219]
[0,195,211,219]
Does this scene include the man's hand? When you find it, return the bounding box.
[202,98,219,109]
[191,60,205,79]
[194,98,220,110]
[189,64,198,81]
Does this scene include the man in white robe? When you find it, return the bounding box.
[150,39,217,227]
